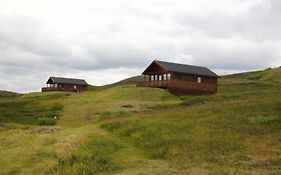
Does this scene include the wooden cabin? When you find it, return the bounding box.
[42,76,88,92]
[136,60,219,95]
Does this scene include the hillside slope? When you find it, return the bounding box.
[88,75,142,91]
[0,67,280,175]
[0,90,19,97]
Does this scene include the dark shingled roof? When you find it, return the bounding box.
[151,60,219,78]
[47,77,88,85]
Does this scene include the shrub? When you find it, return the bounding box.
[100,122,122,132]
[37,117,57,126]
[248,115,276,124]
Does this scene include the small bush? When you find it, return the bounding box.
[38,117,57,126]
[100,122,122,132]
[248,115,276,124]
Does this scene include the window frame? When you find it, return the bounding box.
[167,73,171,80]
[197,77,202,83]
[163,74,167,80]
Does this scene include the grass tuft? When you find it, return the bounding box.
[37,117,57,126]
[99,110,131,119]
[248,115,276,124]
[55,136,122,175]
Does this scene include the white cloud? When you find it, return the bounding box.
[0,0,280,92]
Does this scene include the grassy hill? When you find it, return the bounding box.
[0,90,19,97]
[88,76,142,91]
[0,67,281,174]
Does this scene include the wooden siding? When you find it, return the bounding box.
[42,84,87,92]
[172,73,217,84]
[137,80,217,93]
[139,61,218,95]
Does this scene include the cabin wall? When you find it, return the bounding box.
[171,72,217,84]
[61,84,87,92]
[42,83,87,92]
[137,79,217,93]
[139,61,218,95]
[138,72,218,95]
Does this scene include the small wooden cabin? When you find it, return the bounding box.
[136,60,219,95]
[42,76,88,92]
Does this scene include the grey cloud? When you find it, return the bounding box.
[174,0,281,40]
[178,37,279,70]
[0,16,72,58]
[0,0,281,92]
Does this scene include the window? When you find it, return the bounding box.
[167,73,171,80]
[146,75,150,81]
[159,75,162,81]
[151,75,154,81]
[155,75,158,81]
[163,74,167,80]
[74,85,77,89]
[197,77,202,83]
[59,84,64,88]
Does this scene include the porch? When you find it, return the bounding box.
[41,87,64,92]
[136,80,217,93]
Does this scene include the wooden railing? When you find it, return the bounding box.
[136,80,171,88]
[136,80,217,92]
[41,87,63,92]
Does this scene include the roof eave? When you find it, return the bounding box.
[166,70,219,78]
[142,60,168,75]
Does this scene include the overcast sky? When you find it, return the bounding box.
[0,0,281,92]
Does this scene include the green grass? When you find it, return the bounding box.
[0,90,19,97]
[248,115,277,124]
[38,117,57,126]
[0,67,281,174]
[88,76,142,91]
[54,135,123,175]
[0,93,65,125]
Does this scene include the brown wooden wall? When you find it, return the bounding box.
[137,76,217,95]
[42,84,87,92]
[137,80,216,92]
[171,72,217,84]
[61,84,87,92]
[140,61,218,95]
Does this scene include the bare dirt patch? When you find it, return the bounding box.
[121,104,133,108]
[31,127,61,134]
[84,115,92,123]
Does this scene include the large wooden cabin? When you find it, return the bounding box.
[136,60,219,95]
[42,76,88,92]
